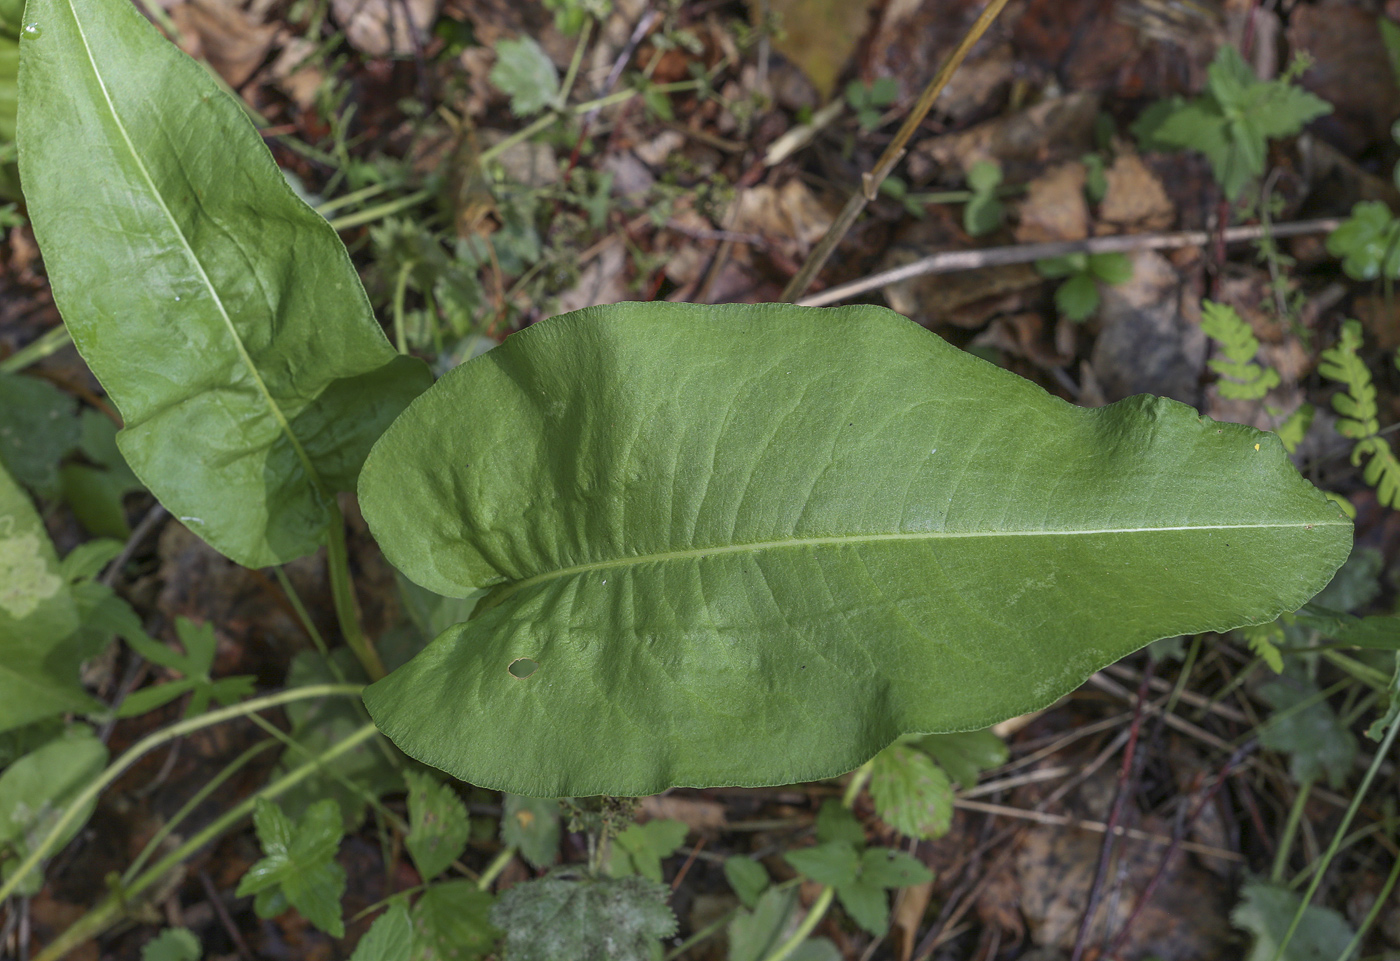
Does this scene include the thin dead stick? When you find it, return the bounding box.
[1086,672,1236,754]
[1103,741,1256,960]
[1071,662,1154,961]
[797,217,1343,308]
[951,799,1243,863]
[780,0,1015,302]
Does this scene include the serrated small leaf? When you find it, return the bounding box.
[489,37,560,117]
[1240,622,1285,673]
[236,798,346,936]
[1259,678,1357,789]
[412,881,498,961]
[140,928,201,961]
[611,818,688,882]
[785,841,859,888]
[723,856,770,910]
[350,903,412,961]
[868,744,952,840]
[405,770,470,882]
[858,847,933,889]
[501,794,561,869]
[834,878,889,936]
[1232,878,1354,961]
[489,874,675,961]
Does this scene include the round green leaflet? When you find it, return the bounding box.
[358,302,1350,797]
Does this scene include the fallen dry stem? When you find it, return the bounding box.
[797,218,1343,308]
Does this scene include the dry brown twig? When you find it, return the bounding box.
[780,0,1016,303]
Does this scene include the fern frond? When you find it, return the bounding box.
[1352,436,1400,508]
[1200,300,1280,400]
[1240,622,1285,673]
[1318,320,1381,437]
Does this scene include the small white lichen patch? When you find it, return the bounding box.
[0,529,62,619]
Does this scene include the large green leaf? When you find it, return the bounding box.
[359,303,1350,796]
[17,0,431,567]
[0,462,97,732]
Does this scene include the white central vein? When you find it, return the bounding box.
[68,4,323,490]
[490,519,1348,602]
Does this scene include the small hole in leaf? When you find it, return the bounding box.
[508,657,539,679]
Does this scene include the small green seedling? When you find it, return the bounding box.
[784,800,933,935]
[1035,250,1133,321]
[1138,45,1330,200]
[1327,199,1400,281]
[846,76,898,131]
[963,158,1004,237]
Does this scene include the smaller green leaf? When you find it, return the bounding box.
[962,194,1003,238]
[1055,271,1101,322]
[140,928,201,961]
[868,744,953,840]
[0,463,93,733]
[1326,202,1400,281]
[1382,16,1400,88]
[723,856,770,910]
[236,798,346,937]
[350,903,412,961]
[1258,677,1357,789]
[917,729,1008,789]
[0,725,108,896]
[490,37,560,117]
[727,885,797,961]
[611,819,688,882]
[58,539,124,583]
[1087,252,1133,286]
[1367,652,1400,741]
[833,878,889,936]
[966,160,1002,194]
[0,373,80,497]
[412,881,498,961]
[813,799,864,847]
[405,770,470,882]
[1034,254,1085,279]
[501,794,561,870]
[858,847,933,889]
[1232,879,1354,961]
[490,874,675,961]
[60,411,144,538]
[785,841,860,888]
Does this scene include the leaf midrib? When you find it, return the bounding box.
[486,519,1348,605]
[65,1,324,494]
